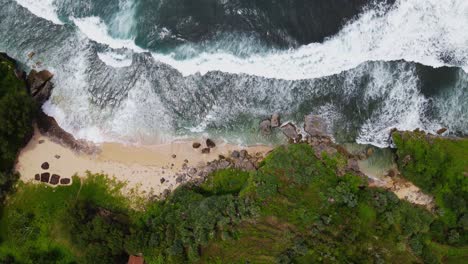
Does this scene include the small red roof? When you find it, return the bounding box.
[128,255,144,264]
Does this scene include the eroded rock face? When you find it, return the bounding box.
[304,115,328,137]
[280,122,299,141]
[27,69,54,104]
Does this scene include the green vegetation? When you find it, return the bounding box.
[0,173,131,263]
[393,131,468,247]
[0,54,35,203]
[2,142,466,263]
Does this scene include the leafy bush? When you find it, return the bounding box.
[393,131,468,245]
[0,56,35,203]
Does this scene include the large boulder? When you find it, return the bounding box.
[280,122,299,141]
[304,115,328,137]
[27,69,54,104]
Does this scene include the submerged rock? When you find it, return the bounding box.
[259,119,272,136]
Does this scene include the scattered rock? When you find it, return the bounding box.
[160,178,166,184]
[218,155,226,160]
[304,115,327,137]
[234,159,256,171]
[188,168,198,175]
[231,150,240,158]
[271,113,281,128]
[184,159,189,163]
[60,178,71,185]
[259,119,272,136]
[218,160,231,169]
[41,162,49,170]
[50,174,60,185]
[40,173,50,183]
[201,148,211,154]
[38,140,45,144]
[192,142,201,149]
[171,154,177,159]
[27,51,35,59]
[34,174,40,181]
[280,122,299,141]
[436,128,448,135]
[206,139,216,148]
[55,155,61,159]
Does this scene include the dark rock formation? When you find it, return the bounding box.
[41,162,49,170]
[206,139,216,148]
[201,148,211,154]
[27,69,54,104]
[436,128,448,135]
[34,174,40,181]
[60,178,71,185]
[36,111,97,154]
[49,174,60,185]
[40,173,50,183]
[192,142,201,148]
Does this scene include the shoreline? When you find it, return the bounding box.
[15,127,273,197]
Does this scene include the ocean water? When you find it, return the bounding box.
[1,0,467,147]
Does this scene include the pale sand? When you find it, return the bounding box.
[15,129,272,197]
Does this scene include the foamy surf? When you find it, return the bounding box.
[14,0,63,25]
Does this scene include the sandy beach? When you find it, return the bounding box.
[15,128,273,197]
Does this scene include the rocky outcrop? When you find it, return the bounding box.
[37,111,97,154]
[27,69,54,104]
[304,115,328,137]
[280,122,300,141]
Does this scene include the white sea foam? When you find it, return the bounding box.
[97,52,133,68]
[71,16,144,52]
[153,0,468,80]
[14,0,63,25]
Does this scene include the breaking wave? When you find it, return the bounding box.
[3,0,468,147]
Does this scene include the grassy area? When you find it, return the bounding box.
[393,131,468,246]
[0,174,132,263]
